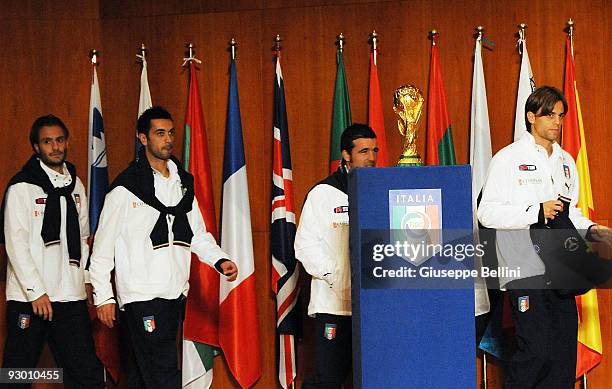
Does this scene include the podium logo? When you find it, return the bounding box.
[388,189,443,266]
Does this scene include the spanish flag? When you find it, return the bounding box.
[561,34,602,378]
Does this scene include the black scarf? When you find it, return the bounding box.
[111,148,195,249]
[0,155,81,265]
[318,165,349,194]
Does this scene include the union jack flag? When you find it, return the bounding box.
[271,49,301,389]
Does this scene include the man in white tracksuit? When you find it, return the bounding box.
[478,86,611,388]
[1,115,104,388]
[295,123,378,389]
[89,106,238,388]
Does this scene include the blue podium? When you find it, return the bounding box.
[348,165,476,388]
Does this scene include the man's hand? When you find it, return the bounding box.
[97,303,116,328]
[543,200,564,222]
[31,294,53,321]
[85,283,94,305]
[220,260,238,282]
[590,225,612,245]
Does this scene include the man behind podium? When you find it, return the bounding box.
[295,124,378,389]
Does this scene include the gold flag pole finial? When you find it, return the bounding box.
[90,49,98,65]
[274,34,282,57]
[229,38,237,60]
[566,19,575,55]
[567,18,575,36]
[182,43,202,67]
[518,23,527,40]
[476,26,484,40]
[369,30,379,65]
[429,29,439,46]
[187,43,194,59]
[274,34,282,50]
[137,43,147,63]
[336,33,345,52]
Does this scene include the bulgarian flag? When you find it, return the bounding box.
[561,35,602,378]
[219,58,262,388]
[182,61,220,389]
[425,34,456,166]
[329,47,352,172]
[368,51,389,166]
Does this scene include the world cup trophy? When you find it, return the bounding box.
[394,85,425,166]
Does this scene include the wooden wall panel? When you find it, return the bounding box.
[0,0,609,388]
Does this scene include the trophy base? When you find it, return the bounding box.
[397,154,423,167]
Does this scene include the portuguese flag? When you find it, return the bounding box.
[182,61,219,388]
[425,34,456,166]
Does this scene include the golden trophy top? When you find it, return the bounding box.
[394,84,425,166]
[393,85,425,136]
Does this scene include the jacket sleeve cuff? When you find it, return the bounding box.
[321,272,336,287]
[95,298,116,307]
[537,203,545,225]
[93,290,116,307]
[27,288,46,302]
[585,224,598,241]
[214,258,230,274]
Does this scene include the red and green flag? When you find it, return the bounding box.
[182,61,220,388]
[329,47,352,172]
[425,34,456,166]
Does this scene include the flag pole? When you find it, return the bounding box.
[518,23,527,54]
[369,30,379,66]
[566,18,575,55]
[274,34,282,57]
[336,32,345,53]
[89,49,98,65]
[476,25,484,41]
[229,38,237,61]
[182,42,202,67]
[137,43,147,62]
[429,29,439,46]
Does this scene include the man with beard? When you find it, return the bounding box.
[1,115,105,387]
[89,106,238,388]
[478,86,612,388]
[295,124,378,389]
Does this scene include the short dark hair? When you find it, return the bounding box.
[525,86,568,132]
[137,106,173,136]
[340,123,377,155]
[30,115,69,149]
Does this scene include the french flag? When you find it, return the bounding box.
[219,58,262,388]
